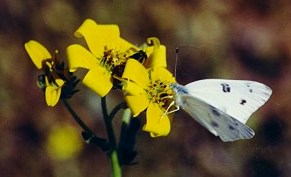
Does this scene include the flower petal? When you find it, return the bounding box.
[55,78,65,87]
[74,19,120,57]
[118,38,139,53]
[66,44,99,72]
[122,59,149,88]
[125,94,149,117]
[143,102,171,137]
[74,19,138,58]
[144,45,167,68]
[45,85,61,107]
[123,81,146,96]
[82,67,112,97]
[25,40,52,69]
[150,67,175,84]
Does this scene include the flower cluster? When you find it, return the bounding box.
[25,41,79,107]
[25,19,177,137]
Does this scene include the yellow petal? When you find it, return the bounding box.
[144,45,167,68]
[143,102,171,137]
[66,44,98,72]
[45,85,61,107]
[82,67,113,97]
[122,80,145,95]
[150,67,176,84]
[118,38,139,53]
[24,40,52,69]
[125,94,149,117]
[74,19,120,57]
[55,78,65,87]
[74,19,138,57]
[122,59,149,88]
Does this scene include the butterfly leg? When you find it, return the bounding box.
[162,101,180,118]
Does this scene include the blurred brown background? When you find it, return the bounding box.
[1,0,291,177]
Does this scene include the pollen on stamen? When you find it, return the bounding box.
[101,47,135,75]
[145,74,175,110]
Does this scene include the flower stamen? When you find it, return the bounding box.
[145,80,174,110]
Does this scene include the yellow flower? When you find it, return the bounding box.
[25,40,65,106]
[122,59,176,137]
[66,19,167,97]
[67,19,139,97]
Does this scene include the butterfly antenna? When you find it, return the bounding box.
[174,47,179,78]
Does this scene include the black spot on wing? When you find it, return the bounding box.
[240,99,247,105]
[210,106,221,116]
[221,117,255,141]
[228,125,235,130]
[211,121,219,127]
[221,83,231,93]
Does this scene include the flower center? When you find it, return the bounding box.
[41,58,67,88]
[99,47,136,75]
[146,79,174,109]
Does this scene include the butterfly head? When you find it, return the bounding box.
[157,83,188,115]
[169,83,188,95]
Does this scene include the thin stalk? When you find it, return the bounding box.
[118,108,132,144]
[109,102,127,121]
[62,99,95,135]
[101,97,117,148]
[111,150,121,177]
[101,97,121,177]
[62,99,108,151]
[118,108,131,148]
[121,108,132,125]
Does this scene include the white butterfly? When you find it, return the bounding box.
[170,79,272,142]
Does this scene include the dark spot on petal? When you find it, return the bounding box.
[159,93,168,98]
[249,89,253,93]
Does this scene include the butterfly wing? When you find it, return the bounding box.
[184,79,272,124]
[178,94,255,142]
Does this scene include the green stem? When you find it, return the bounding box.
[111,150,121,177]
[118,108,132,144]
[118,108,138,166]
[101,97,117,148]
[62,99,108,151]
[109,102,127,121]
[121,108,132,125]
[101,97,121,177]
[62,99,94,135]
